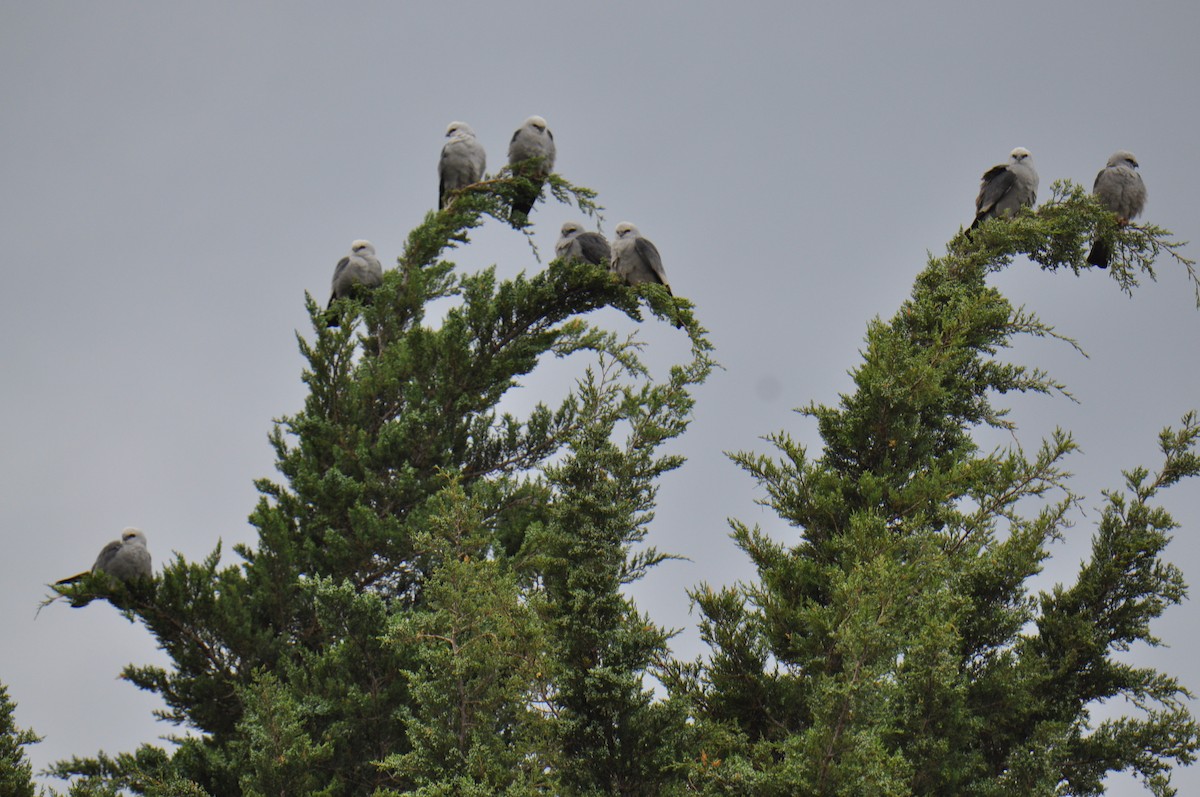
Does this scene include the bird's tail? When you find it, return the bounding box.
[325,295,342,327]
[1087,239,1111,269]
[511,193,536,221]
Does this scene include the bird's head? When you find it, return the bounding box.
[121,528,147,546]
[1009,147,1033,163]
[351,240,375,255]
[526,115,548,132]
[615,222,640,239]
[560,222,583,238]
[446,121,474,138]
[1109,150,1139,169]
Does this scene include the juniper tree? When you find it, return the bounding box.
[0,682,40,797]
[669,183,1200,796]
[50,173,713,795]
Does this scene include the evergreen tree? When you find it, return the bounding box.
[669,183,1200,796]
[50,174,713,795]
[0,682,40,797]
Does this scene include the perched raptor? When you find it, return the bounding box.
[506,115,556,220]
[969,147,1039,232]
[438,121,486,209]
[56,528,152,606]
[555,221,610,266]
[1087,150,1146,268]
[611,223,672,294]
[326,240,383,327]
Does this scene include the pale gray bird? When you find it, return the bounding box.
[611,222,672,294]
[969,147,1039,232]
[1087,150,1147,269]
[555,222,610,266]
[438,121,486,210]
[326,240,383,327]
[56,528,153,607]
[506,115,556,219]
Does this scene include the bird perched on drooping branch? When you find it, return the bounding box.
[507,115,556,221]
[438,121,486,210]
[969,147,1039,233]
[1087,150,1147,269]
[555,221,610,266]
[55,527,152,607]
[612,222,684,329]
[611,222,671,293]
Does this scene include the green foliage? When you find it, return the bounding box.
[48,171,711,795]
[374,476,555,794]
[46,746,209,796]
[41,164,1198,797]
[0,682,40,797]
[672,181,1199,795]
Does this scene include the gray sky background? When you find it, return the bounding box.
[3,2,1198,793]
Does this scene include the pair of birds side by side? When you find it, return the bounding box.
[438,115,556,218]
[969,147,1146,269]
[54,527,152,608]
[558,221,684,329]
[556,221,672,294]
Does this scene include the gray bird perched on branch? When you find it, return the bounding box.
[969,147,1039,232]
[555,222,610,266]
[326,240,383,327]
[1087,150,1146,269]
[55,528,152,607]
[611,223,672,293]
[438,121,486,210]
[507,115,556,220]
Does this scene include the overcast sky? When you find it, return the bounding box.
[3,2,1198,793]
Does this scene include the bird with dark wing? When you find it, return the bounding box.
[969,147,1039,232]
[438,121,486,210]
[1087,150,1146,268]
[506,115,556,221]
[611,222,672,293]
[555,221,610,266]
[326,240,383,327]
[55,528,152,607]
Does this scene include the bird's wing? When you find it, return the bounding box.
[331,256,351,286]
[578,233,611,265]
[91,540,122,573]
[635,238,670,287]
[976,165,1016,216]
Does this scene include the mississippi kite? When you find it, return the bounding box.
[555,221,610,266]
[55,528,152,606]
[507,115,556,219]
[327,240,383,327]
[438,121,486,210]
[969,147,1039,232]
[1087,150,1146,269]
[611,223,672,294]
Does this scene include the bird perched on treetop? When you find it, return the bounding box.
[438,121,486,210]
[969,147,1039,233]
[507,115,556,221]
[555,221,610,266]
[326,240,383,327]
[1087,150,1146,269]
[55,527,152,607]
